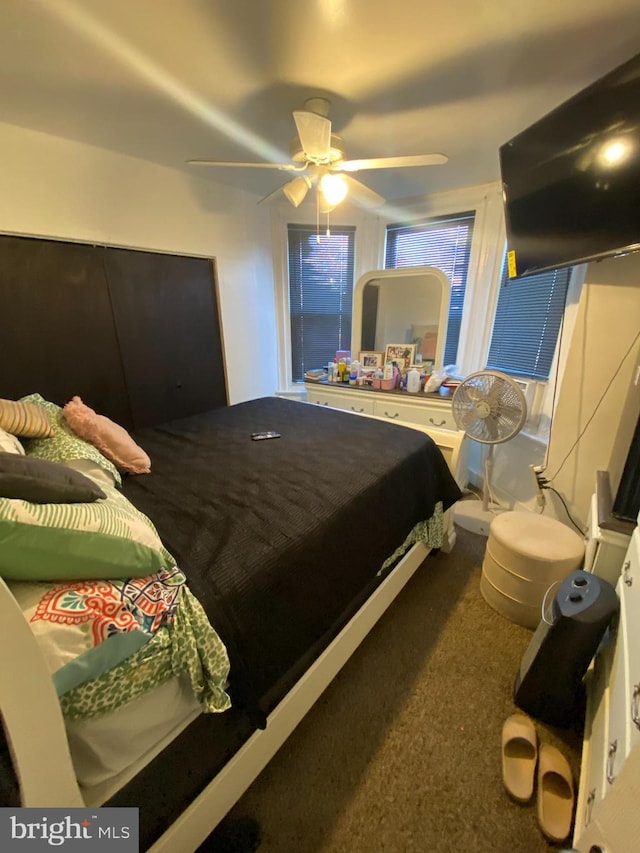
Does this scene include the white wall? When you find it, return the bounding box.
[0,121,278,405]
[545,252,640,527]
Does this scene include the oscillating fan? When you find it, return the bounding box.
[451,370,527,536]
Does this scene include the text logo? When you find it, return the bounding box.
[0,808,138,851]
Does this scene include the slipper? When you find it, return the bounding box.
[537,742,575,843]
[502,713,537,803]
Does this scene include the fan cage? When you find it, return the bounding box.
[451,370,527,444]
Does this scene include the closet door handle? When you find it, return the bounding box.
[623,559,633,586]
[428,417,447,427]
[383,411,399,419]
[632,684,640,730]
[606,739,618,784]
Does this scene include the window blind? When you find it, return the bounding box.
[385,213,475,366]
[486,260,571,380]
[288,224,355,382]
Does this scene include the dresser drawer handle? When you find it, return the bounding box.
[623,560,633,586]
[632,684,640,730]
[585,788,596,826]
[314,401,329,406]
[606,740,618,784]
[383,411,400,419]
[350,406,365,413]
[428,417,447,427]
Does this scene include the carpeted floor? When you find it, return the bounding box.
[212,524,584,853]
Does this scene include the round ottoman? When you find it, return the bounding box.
[480,511,585,629]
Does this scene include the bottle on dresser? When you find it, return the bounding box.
[407,367,421,393]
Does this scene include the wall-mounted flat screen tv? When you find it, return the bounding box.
[499,51,640,278]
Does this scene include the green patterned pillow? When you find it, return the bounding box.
[0,483,175,582]
[20,394,122,487]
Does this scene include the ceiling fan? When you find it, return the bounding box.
[186,97,448,210]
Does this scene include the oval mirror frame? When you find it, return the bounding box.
[351,266,451,371]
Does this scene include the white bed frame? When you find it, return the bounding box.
[0,537,433,851]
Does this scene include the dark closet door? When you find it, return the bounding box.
[0,235,132,426]
[104,248,227,429]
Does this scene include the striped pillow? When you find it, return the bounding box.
[0,398,52,438]
[0,483,175,582]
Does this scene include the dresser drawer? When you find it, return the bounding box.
[604,609,627,787]
[618,542,640,759]
[305,390,374,415]
[619,531,640,669]
[306,391,338,408]
[337,397,375,415]
[372,399,457,431]
[418,406,458,431]
[580,647,611,831]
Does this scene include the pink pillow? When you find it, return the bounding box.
[63,397,151,475]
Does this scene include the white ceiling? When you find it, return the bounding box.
[2,0,640,203]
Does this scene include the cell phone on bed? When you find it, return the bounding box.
[251,431,281,440]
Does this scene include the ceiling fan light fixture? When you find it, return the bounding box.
[320,173,348,207]
[283,175,312,207]
[318,194,339,215]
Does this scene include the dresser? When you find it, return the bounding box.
[574,519,640,852]
[304,382,456,429]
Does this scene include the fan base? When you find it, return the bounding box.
[453,501,508,537]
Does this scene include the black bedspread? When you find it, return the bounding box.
[122,396,461,723]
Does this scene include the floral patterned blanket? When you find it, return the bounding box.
[10,566,231,720]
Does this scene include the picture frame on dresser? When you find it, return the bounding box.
[359,351,384,368]
[384,344,416,372]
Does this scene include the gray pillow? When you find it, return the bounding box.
[0,453,106,504]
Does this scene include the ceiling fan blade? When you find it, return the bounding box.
[293,110,332,161]
[342,175,385,208]
[186,159,303,171]
[338,153,448,172]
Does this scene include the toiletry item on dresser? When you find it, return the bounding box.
[407,367,421,393]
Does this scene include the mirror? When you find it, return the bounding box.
[351,266,451,370]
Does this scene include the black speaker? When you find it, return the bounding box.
[513,569,619,727]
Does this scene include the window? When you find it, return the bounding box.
[486,259,571,380]
[287,224,355,382]
[385,213,475,365]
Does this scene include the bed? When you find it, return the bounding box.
[0,235,462,851]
